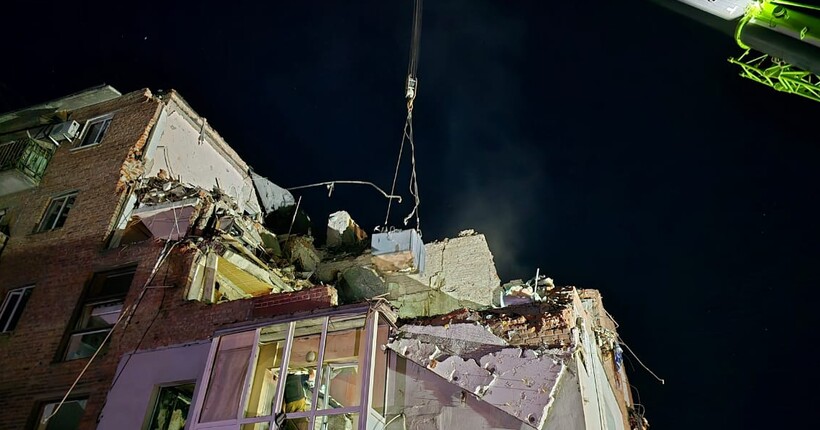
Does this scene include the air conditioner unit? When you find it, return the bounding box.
[49,120,80,141]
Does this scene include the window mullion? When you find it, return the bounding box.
[191,338,220,428]
[272,321,296,421]
[308,316,330,428]
[358,311,377,430]
[51,197,68,230]
[0,291,19,331]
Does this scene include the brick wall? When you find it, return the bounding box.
[0,90,342,429]
[252,285,338,317]
[0,90,165,430]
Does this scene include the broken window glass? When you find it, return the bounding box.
[37,193,77,232]
[147,384,195,430]
[0,285,34,332]
[63,268,135,361]
[78,116,112,148]
[35,398,87,430]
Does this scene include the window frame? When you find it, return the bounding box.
[61,267,136,361]
[74,114,114,150]
[144,381,197,430]
[0,285,34,333]
[32,396,89,430]
[189,310,380,430]
[35,192,78,233]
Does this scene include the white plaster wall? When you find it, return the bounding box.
[383,355,536,430]
[146,109,260,214]
[97,342,212,430]
[575,322,625,430]
[541,367,585,430]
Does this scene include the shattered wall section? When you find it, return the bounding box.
[387,355,539,430]
[387,290,581,429]
[143,92,260,215]
[400,231,500,306]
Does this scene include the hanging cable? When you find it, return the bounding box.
[617,336,666,385]
[42,241,178,425]
[385,0,424,230]
[403,112,421,230]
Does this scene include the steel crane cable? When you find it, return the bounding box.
[385,0,423,231]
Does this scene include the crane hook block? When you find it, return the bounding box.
[405,76,418,100]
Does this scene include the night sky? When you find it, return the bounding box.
[2,1,818,428]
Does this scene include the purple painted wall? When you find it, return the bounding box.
[97,341,212,430]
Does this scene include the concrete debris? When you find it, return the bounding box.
[326,210,367,249]
[283,235,321,272]
[338,265,386,304]
[499,274,557,306]
[130,176,319,299]
[390,325,565,427]
[380,233,500,316]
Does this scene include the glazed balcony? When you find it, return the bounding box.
[0,137,56,197]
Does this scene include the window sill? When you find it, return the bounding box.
[69,142,102,152]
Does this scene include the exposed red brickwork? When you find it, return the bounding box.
[0,90,164,430]
[0,89,339,430]
[252,285,338,318]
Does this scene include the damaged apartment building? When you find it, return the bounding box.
[0,86,648,430]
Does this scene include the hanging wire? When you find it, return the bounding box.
[618,336,666,385]
[42,241,179,425]
[403,112,421,230]
[287,180,401,202]
[384,114,410,227]
[385,0,423,230]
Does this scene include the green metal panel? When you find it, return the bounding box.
[730,1,820,102]
[728,50,820,102]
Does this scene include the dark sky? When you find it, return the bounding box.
[2,1,818,428]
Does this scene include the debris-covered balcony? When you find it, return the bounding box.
[0,137,55,197]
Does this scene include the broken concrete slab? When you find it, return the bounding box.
[284,236,321,272]
[326,210,367,249]
[382,232,500,315]
[388,338,565,428]
[337,265,387,304]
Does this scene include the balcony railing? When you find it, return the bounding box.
[0,137,56,196]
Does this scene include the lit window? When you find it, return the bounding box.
[0,285,34,332]
[35,398,87,430]
[194,312,380,429]
[78,116,112,148]
[147,384,196,430]
[63,267,135,360]
[37,193,77,232]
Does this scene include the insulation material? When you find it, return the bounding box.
[251,171,295,214]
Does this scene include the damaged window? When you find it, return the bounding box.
[77,115,113,148]
[0,285,34,333]
[147,383,196,430]
[0,208,8,234]
[35,398,87,430]
[63,267,135,360]
[37,192,77,232]
[193,312,378,430]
